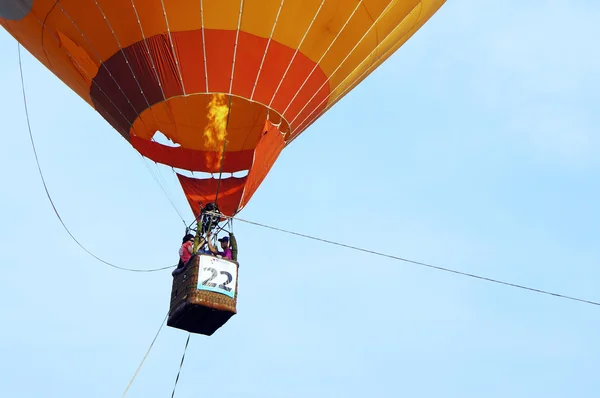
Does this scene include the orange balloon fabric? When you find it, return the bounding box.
[1,0,445,216]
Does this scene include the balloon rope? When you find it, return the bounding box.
[170,334,191,398]
[206,212,600,308]
[122,313,168,397]
[18,44,174,273]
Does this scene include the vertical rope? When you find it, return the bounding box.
[170,334,191,398]
[122,313,168,397]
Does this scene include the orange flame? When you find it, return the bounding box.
[204,94,229,170]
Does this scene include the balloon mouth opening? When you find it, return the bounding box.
[129,92,291,150]
[127,92,289,178]
[173,168,249,180]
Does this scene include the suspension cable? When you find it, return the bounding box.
[210,213,600,308]
[137,154,187,226]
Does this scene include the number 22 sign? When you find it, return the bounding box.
[197,255,238,298]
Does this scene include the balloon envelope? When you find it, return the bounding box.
[1,0,445,216]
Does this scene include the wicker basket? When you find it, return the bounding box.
[167,254,239,336]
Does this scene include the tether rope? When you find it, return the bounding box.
[18,44,174,273]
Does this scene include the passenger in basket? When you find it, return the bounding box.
[173,234,194,276]
[207,233,233,260]
[172,234,208,276]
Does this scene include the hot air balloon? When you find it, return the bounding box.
[1,0,446,335]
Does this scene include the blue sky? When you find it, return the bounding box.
[1,1,600,397]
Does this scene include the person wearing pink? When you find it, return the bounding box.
[208,234,233,260]
[179,234,194,264]
[172,233,195,276]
